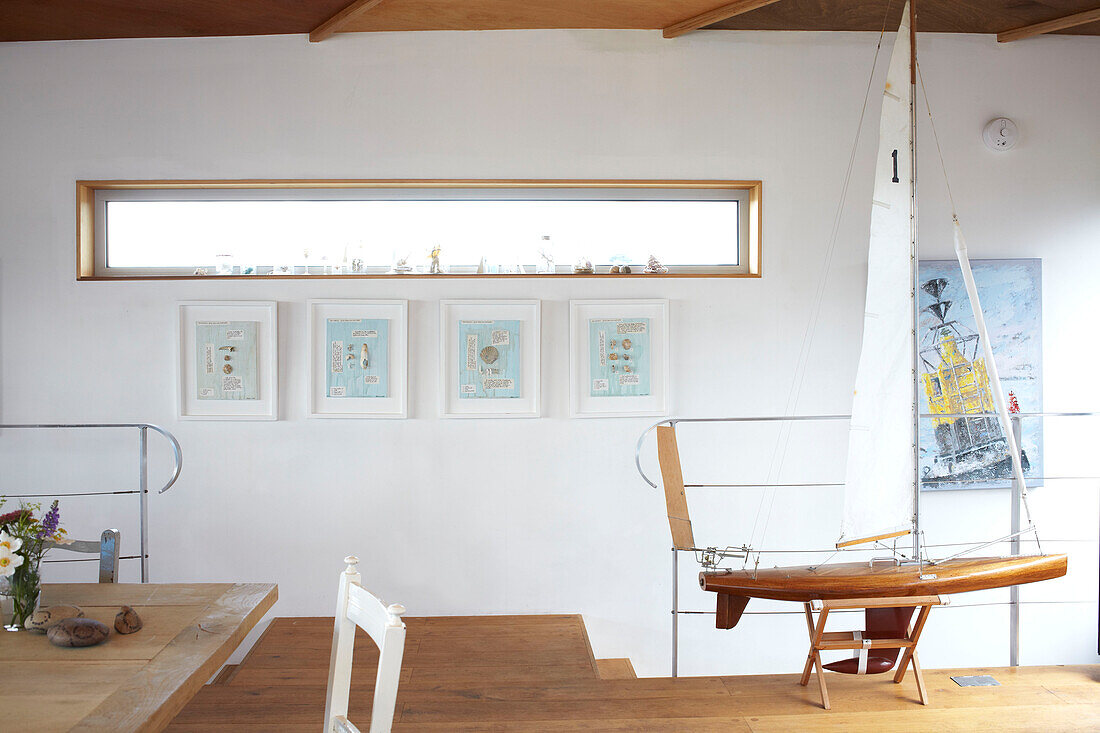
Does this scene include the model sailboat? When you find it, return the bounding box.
[688,3,1067,632]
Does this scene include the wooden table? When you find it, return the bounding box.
[1,582,277,733]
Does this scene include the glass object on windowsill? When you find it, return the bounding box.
[391,253,414,274]
[215,253,234,275]
[537,236,555,274]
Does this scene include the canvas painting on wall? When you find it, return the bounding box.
[918,259,1042,490]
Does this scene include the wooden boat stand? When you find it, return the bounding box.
[800,595,945,709]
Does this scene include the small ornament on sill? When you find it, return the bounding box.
[193,267,209,276]
[609,265,620,274]
[391,254,414,274]
[537,242,555,274]
[643,255,668,274]
[572,257,594,274]
[428,245,443,274]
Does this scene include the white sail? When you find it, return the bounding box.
[839,4,916,546]
[952,223,1028,486]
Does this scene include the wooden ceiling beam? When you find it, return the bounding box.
[997,6,1100,43]
[663,0,784,39]
[310,0,387,42]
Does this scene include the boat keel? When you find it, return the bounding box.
[716,594,750,629]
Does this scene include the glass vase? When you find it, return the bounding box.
[4,558,41,631]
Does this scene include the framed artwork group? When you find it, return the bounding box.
[176,298,669,420]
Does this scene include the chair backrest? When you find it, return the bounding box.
[324,556,407,733]
[43,529,121,583]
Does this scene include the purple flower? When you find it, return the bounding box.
[36,500,60,539]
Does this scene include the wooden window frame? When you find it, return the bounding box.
[76,179,762,280]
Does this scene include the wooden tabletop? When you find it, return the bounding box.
[1,582,277,733]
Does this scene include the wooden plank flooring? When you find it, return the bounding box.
[167,615,1100,732]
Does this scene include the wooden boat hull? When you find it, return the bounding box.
[700,554,1067,628]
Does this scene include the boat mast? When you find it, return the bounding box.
[909,0,921,560]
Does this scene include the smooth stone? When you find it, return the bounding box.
[47,618,110,647]
[27,605,85,633]
[114,605,143,634]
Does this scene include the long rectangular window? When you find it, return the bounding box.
[78,181,761,279]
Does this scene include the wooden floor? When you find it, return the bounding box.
[167,615,1100,732]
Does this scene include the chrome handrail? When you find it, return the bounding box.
[0,423,184,581]
[635,411,1100,489]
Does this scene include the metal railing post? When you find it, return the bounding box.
[139,426,149,583]
[672,547,679,678]
[1009,415,1022,666]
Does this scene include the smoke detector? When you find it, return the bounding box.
[982,118,1019,151]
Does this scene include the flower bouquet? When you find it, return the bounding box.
[0,499,65,631]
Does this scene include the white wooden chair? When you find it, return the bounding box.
[323,556,407,733]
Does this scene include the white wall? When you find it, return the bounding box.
[1,29,1097,677]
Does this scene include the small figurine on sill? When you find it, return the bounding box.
[644,255,669,274]
[572,257,594,274]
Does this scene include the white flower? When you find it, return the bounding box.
[0,547,24,578]
[0,530,21,554]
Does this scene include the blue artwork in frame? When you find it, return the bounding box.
[918,258,1042,491]
[457,319,521,399]
[325,318,389,398]
[194,320,260,400]
[588,317,652,397]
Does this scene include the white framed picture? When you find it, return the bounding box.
[439,300,541,418]
[308,300,408,419]
[177,301,278,420]
[569,299,670,418]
